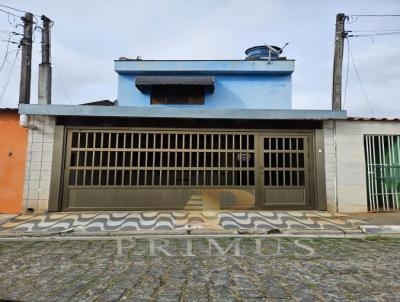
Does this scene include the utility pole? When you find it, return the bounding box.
[38,15,52,104]
[19,12,34,105]
[332,13,346,111]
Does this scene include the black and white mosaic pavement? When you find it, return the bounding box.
[0,211,365,234]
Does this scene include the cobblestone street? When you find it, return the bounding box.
[0,237,399,302]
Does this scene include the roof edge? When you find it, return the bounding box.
[114,60,294,75]
[19,104,346,121]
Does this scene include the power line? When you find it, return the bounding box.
[2,48,18,66]
[0,48,19,103]
[51,56,74,105]
[0,39,19,44]
[346,14,400,25]
[0,30,22,41]
[347,41,374,115]
[0,29,22,35]
[0,7,20,18]
[0,4,40,17]
[0,5,40,26]
[350,14,400,17]
[0,32,12,73]
[343,38,350,109]
[349,29,400,32]
[348,31,400,38]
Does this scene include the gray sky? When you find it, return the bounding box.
[0,0,399,117]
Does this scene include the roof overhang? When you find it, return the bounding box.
[135,76,214,92]
[19,104,347,120]
[115,60,294,75]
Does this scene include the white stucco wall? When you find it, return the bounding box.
[323,120,337,212]
[324,120,400,213]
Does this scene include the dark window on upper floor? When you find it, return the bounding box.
[151,86,205,105]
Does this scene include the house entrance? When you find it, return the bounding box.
[61,128,314,211]
[259,134,313,209]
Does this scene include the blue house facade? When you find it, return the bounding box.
[19,46,347,212]
[115,60,293,109]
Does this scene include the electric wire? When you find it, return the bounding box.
[0,5,39,25]
[349,14,400,17]
[0,4,41,18]
[0,29,22,34]
[343,38,350,109]
[0,48,19,103]
[346,14,400,25]
[0,7,19,19]
[51,55,74,105]
[349,29,400,32]
[348,31,400,38]
[0,27,21,74]
[0,39,19,44]
[347,40,374,115]
[0,32,12,73]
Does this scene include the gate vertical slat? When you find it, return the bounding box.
[370,136,378,211]
[382,136,389,210]
[75,132,80,186]
[372,136,379,210]
[121,133,125,186]
[366,136,374,211]
[377,136,385,211]
[91,133,96,186]
[83,132,88,186]
[136,134,140,186]
[394,136,399,210]
[388,136,394,209]
[396,136,400,210]
[99,133,103,186]
[210,134,214,186]
[159,134,163,186]
[129,133,133,186]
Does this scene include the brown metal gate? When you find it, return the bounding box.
[259,134,313,209]
[61,129,314,211]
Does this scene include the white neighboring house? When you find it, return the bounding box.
[324,118,400,212]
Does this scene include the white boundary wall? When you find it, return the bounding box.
[23,115,56,214]
[323,120,400,213]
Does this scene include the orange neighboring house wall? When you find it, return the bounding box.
[0,110,27,213]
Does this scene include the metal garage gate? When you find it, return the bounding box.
[61,129,313,211]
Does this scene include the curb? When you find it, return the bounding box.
[360,225,400,234]
[0,233,400,241]
[0,227,366,238]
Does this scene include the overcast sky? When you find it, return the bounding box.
[0,0,399,117]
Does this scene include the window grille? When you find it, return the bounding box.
[365,135,400,211]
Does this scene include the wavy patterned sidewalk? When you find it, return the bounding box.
[0,211,366,234]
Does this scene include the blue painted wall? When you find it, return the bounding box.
[115,60,294,109]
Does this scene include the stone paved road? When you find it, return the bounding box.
[0,237,399,302]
